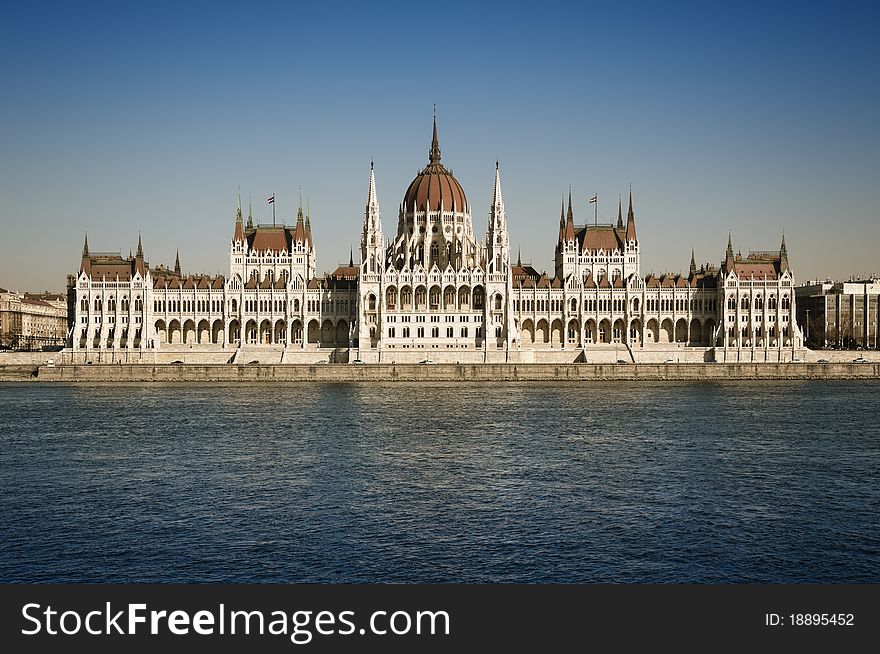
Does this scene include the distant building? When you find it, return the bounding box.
[0,288,68,350]
[68,116,804,363]
[796,279,880,349]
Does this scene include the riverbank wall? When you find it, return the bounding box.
[1,362,878,382]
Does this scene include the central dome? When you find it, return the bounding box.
[402,117,468,213]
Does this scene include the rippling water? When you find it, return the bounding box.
[1,381,878,583]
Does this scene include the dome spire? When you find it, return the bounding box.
[429,106,441,165]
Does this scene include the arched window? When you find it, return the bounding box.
[741,296,749,311]
[473,288,484,310]
[781,295,790,310]
[570,298,577,312]
[368,294,376,311]
[80,298,88,312]
[727,295,736,311]
[94,297,102,312]
[755,295,763,310]
[768,295,777,310]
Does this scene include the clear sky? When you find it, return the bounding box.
[1,0,878,292]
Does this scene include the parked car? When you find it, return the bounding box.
[664,358,675,363]
[853,357,868,363]
[45,359,55,367]
[247,360,260,365]
[418,359,435,364]
[616,359,629,365]
[816,359,829,364]
[171,360,184,364]
[350,359,366,365]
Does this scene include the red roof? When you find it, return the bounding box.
[577,225,626,253]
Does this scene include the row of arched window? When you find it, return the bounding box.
[81,296,142,312]
[381,286,490,311]
[727,294,789,311]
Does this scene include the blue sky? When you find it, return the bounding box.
[1,0,878,290]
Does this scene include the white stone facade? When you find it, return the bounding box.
[68,121,803,363]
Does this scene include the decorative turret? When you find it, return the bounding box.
[724,232,735,270]
[564,189,576,242]
[80,232,91,275]
[174,250,181,276]
[135,233,145,275]
[625,189,637,243]
[361,160,385,274]
[616,197,624,229]
[689,248,697,278]
[780,232,789,272]
[233,194,245,242]
[246,199,254,231]
[486,161,510,274]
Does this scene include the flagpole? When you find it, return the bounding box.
[273,195,276,226]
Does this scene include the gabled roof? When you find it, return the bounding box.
[576,225,626,253]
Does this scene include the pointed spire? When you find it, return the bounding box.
[305,198,311,230]
[780,231,789,271]
[136,232,143,258]
[726,232,734,259]
[517,248,522,267]
[236,192,242,222]
[247,198,253,230]
[689,248,697,277]
[429,107,441,165]
[174,250,181,276]
[349,247,354,267]
[82,232,89,258]
[367,159,379,210]
[625,189,637,242]
[616,196,624,228]
[564,188,576,242]
[492,160,503,209]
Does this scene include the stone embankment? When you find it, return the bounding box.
[1,362,878,382]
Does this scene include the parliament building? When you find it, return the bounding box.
[68,118,804,363]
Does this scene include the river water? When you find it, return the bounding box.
[1,382,877,583]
